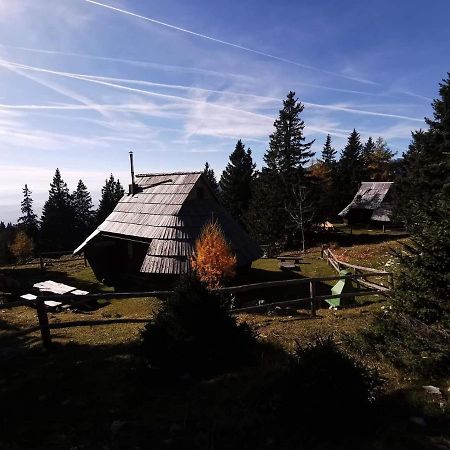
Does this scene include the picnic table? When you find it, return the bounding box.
[276,255,303,270]
[20,280,89,310]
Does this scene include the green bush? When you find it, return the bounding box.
[141,275,258,379]
[391,196,450,324]
[277,336,382,435]
[345,312,450,378]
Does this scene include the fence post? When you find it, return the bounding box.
[388,273,394,290]
[309,279,317,317]
[36,299,52,348]
[39,255,44,271]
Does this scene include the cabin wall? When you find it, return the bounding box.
[85,237,149,286]
[346,209,374,226]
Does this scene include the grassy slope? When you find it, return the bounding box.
[1,237,449,449]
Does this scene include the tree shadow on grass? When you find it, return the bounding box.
[1,335,429,450]
[320,230,409,247]
[0,336,370,450]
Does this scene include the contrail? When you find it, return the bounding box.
[83,0,378,86]
[0,59,424,122]
[0,44,252,82]
[3,64,113,120]
[1,44,416,100]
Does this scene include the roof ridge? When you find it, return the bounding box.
[136,171,202,177]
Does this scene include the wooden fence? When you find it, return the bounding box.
[1,271,392,348]
[323,248,393,294]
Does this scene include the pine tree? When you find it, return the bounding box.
[40,168,76,250]
[367,137,395,181]
[394,73,450,222]
[247,91,315,248]
[0,221,12,263]
[219,140,256,225]
[321,134,337,169]
[361,136,376,176]
[392,195,450,324]
[72,179,94,243]
[264,91,315,175]
[314,134,340,219]
[17,184,39,238]
[96,174,125,224]
[203,162,219,194]
[337,129,364,207]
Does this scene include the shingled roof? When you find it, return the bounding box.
[338,181,393,222]
[75,172,262,275]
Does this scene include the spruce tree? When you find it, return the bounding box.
[394,73,450,222]
[361,136,375,176]
[72,179,94,243]
[321,134,337,169]
[368,137,395,181]
[40,168,75,250]
[337,129,364,207]
[247,91,315,248]
[392,195,450,324]
[96,174,125,224]
[17,184,39,239]
[264,91,315,175]
[203,162,219,194]
[219,140,256,224]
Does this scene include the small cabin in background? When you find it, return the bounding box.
[74,172,262,288]
[338,181,393,227]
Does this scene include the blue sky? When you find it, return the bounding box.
[0,0,449,223]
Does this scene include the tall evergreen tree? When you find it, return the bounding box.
[17,184,39,239]
[247,91,315,249]
[337,129,364,207]
[394,73,450,222]
[203,162,219,194]
[321,134,337,169]
[0,221,14,263]
[219,140,256,224]
[40,168,75,250]
[368,137,395,181]
[72,179,94,243]
[96,174,125,224]
[264,91,315,175]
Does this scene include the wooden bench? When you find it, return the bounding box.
[277,256,302,270]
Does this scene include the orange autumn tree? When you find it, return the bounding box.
[191,221,237,288]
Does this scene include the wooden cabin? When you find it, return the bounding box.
[338,182,393,226]
[74,172,262,288]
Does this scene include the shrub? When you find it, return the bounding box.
[278,336,382,434]
[8,230,34,263]
[345,312,450,378]
[391,196,450,324]
[141,276,257,379]
[191,221,236,288]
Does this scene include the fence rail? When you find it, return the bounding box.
[1,269,392,348]
[324,248,394,293]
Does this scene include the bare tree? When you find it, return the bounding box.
[284,184,315,252]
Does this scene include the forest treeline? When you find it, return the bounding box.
[0,173,124,262]
[1,73,449,262]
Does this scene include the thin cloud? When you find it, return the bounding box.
[1,44,420,101]
[0,43,252,82]
[0,59,424,123]
[83,0,378,85]
[2,64,113,120]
